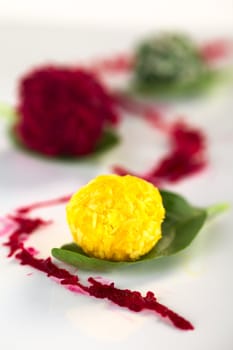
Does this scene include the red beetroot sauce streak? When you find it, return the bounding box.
[113,95,207,186]
[16,194,72,214]
[200,39,233,62]
[2,197,193,331]
[91,39,229,184]
[89,54,134,75]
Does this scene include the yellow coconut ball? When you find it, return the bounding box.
[66,174,165,261]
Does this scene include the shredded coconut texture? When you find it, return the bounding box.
[66,175,165,261]
[16,66,118,157]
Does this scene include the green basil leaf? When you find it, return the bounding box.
[51,190,226,271]
[0,103,17,122]
[52,244,127,271]
[129,69,227,99]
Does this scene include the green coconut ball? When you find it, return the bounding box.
[133,33,213,96]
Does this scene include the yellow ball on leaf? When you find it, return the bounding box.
[66,174,165,262]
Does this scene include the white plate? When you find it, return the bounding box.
[0,22,233,350]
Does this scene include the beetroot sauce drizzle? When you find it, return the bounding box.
[89,39,231,186]
[86,48,208,186]
[1,197,193,331]
[113,95,207,187]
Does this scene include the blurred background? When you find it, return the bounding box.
[0,0,233,32]
[0,0,233,210]
[1,0,233,101]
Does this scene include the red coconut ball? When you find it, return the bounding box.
[15,66,119,157]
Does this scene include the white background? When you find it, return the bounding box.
[0,4,233,350]
[0,0,233,32]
